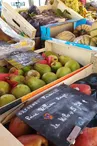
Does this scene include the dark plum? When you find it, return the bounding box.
[20,12,29,20]
[42,9,56,16]
[75,80,88,85]
[88,114,97,128]
[29,19,40,29]
[88,116,97,127]
[28,5,40,15]
[85,73,97,89]
[91,89,97,100]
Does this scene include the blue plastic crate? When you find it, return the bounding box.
[41,19,97,51]
[41,19,87,40]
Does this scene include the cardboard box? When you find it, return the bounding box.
[41,19,97,51]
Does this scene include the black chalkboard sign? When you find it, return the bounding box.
[17,84,97,146]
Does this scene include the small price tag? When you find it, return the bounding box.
[5,51,43,69]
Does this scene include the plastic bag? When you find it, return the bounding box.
[11,39,35,51]
[0,18,35,51]
[0,18,24,41]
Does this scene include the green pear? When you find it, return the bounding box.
[22,65,32,73]
[9,67,24,75]
[56,67,71,78]
[51,61,62,72]
[42,72,57,84]
[34,63,51,75]
[26,70,40,79]
[10,75,25,84]
[11,84,31,99]
[59,55,72,65]
[26,77,46,91]
[44,51,58,57]
[65,60,80,71]
[0,81,10,96]
[0,94,16,107]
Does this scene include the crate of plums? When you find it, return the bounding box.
[1,0,82,49]
[41,18,97,51]
[0,39,96,123]
[1,41,97,146]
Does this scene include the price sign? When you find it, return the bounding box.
[5,50,43,69]
[17,84,97,146]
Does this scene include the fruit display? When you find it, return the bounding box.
[0,51,81,107]
[55,21,97,47]
[19,5,71,37]
[4,110,97,146]
[3,73,97,146]
[50,0,88,18]
[50,0,97,20]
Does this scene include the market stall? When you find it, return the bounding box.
[0,0,97,146]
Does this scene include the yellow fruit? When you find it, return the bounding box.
[90,21,97,38]
[74,24,91,37]
[56,31,75,42]
[74,35,96,47]
[0,94,16,107]
[0,81,10,96]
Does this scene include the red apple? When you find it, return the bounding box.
[9,116,31,137]
[18,134,48,146]
[74,127,97,146]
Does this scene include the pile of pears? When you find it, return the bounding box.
[0,51,80,107]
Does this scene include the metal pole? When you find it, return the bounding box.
[39,0,41,6]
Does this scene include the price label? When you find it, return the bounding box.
[17,84,97,146]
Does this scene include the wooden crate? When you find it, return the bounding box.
[41,19,97,51]
[0,124,23,146]
[2,2,36,39]
[41,19,87,40]
[2,0,83,40]
[0,40,96,123]
[0,55,97,146]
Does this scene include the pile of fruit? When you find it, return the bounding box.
[50,0,97,20]
[55,21,97,47]
[6,116,50,146]
[5,95,97,146]
[19,5,71,37]
[50,0,88,18]
[0,51,81,107]
[2,72,97,146]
